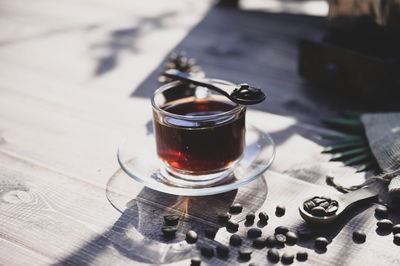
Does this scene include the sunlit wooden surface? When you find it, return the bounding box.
[0,0,398,265]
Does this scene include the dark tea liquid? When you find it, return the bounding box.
[154,98,246,173]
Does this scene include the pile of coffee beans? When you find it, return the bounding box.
[303,196,338,217]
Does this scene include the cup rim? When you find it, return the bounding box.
[151,80,245,120]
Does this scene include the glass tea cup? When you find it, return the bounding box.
[151,80,246,185]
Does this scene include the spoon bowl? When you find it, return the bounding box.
[299,186,379,224]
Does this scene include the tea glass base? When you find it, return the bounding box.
[159,165,234,188]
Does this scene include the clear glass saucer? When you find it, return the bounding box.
[117,120,275,196]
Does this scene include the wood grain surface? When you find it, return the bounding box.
[1,0,399,265]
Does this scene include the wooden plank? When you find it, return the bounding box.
[0,238,54,266]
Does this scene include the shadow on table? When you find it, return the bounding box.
[56,164,268,265]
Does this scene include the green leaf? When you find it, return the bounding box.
[329,147,371,161]
[318,134,364,141]
[322,141,368,153]
[322,118,364,133]
[339,111,364,119]
[343,153,373,166]
[356,160,378,173]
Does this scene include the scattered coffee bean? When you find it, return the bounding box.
[392,224,400,234]
[275,226,289,235]
[190,257,201,266]
[186,230,198,244]
[275,234,286,246]
[200,246,214,258]
[315,237,329,250]
[352,231,366,243]
[311,206,326,217]
[204,229,217,239]
[377,219,393,231]
[296,228,312,240]
[216,244,229,258]
[238,248,253,260]
[164,215,179,226]
[303,200,316,212]
[249,263,258,266]
[161,226,177,238]
[253,237,266,248]
[325,205,338,216]
[227,220,239,232]
[394,233,400,245]
[285,231,298,245]
[259,211,269,222]
[265,236,277,247]
[375,205,388,218]
[229,203,243,214]
[246,212,255,223]
[218,213,231,223]
[281,252,294,264]
[296,251,308,261]
[267,248,280,262]
[247,228,262,238]
[230,234,242,246]
[275,205,286,216]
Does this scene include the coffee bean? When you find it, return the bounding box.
[319,201,330,209]
[247,228,262,238]
[315,237,328,250]
[259,211,269,222]
[164,215,179,226]
[186,230,198,244]
[227,220,239,232]
[275,234,286,246]
[253,237,266,248]
[200,246,214,258]
[325,205,338,216]
[296,251,308,261]
[204,229,217,239]
[230,234,242,246]
[394,233,400,245]
[249,263,258,266]
[281,252,294,264]
[285,232,298,245]
[267,248,280,262]
[377,219,393,231]
[313,198,326,205]
[229,203,243,214]
[161,226,177,238]
[246,212,255,223]
[375,205,388,218]
[392,224,400,234]
[275,226,289,235]
[323,197,332,203]
[352,231,366,243]
[276,205,286,216]
[218,213,231,223]
[265,236,276,247]
[330,200,338,206]
[238,247,253,260]
[303,200,316,212]
[216,244,229,258]
[190,257,201,266]
[296,228,312,240]
[311,206,326,217]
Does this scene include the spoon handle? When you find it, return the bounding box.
[163,69,234,96]
[339,186,379,206]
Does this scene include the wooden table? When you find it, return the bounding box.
[1,1,399,265]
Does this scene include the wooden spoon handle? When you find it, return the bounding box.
[339,186,379,206]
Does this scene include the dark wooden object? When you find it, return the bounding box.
[298,38,400,104]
